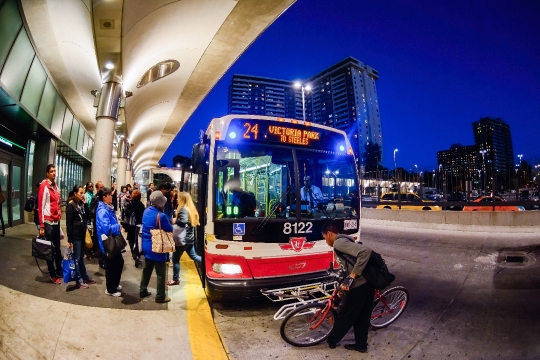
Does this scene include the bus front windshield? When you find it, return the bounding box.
[214,142,359,221]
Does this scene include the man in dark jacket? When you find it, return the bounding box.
[322,220,373,353]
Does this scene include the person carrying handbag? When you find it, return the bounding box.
[66,185,96,289]
[168,192,201,286]
[95,187,124,297]
[139,191,173,303]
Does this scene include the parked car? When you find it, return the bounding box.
[376,192,442,211]
[462,196,525,212]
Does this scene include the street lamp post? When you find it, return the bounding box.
[294,82,311,121]
[479,149,488,194]
[393,148,398,179]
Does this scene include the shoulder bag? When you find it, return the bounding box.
[172,224,186,246]
[32,236,53,274]
[150,214,175,253]
[102,231,127,259]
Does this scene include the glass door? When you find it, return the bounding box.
[0,161,8,225]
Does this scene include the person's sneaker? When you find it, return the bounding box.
[155,297,171,303]
[140,291,152,299]
[50,276,61,285]
[117,285,122,291]
[83,278,96,285]
[76,282,89,289]
[167,280,180,286]
[105,290,122,297]
[344,344,367,353]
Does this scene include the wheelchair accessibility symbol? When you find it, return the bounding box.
[233,223,245,235]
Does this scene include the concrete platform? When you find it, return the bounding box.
[0,223,228,359]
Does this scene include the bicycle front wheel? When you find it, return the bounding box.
[371,286,409,328]
[280,302,337,347]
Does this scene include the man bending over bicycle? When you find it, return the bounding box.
[321,220,374,353]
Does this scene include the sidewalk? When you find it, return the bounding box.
[0,223,228,359]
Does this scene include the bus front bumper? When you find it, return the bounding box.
[205,271,331,301]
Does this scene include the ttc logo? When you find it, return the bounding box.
[279,237,315,252]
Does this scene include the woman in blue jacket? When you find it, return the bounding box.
[95,187,124,297]
[139,191,173,303]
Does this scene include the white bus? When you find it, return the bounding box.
[190,115,360,300]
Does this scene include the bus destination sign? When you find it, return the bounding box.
[230,119,326,147]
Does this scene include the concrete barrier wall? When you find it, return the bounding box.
[361,208,540,233]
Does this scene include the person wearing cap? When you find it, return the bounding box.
[139,191,174,303]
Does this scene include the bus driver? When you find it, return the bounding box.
[301,176,324,212]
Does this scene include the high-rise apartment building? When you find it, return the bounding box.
[305,57,382,160]
[228,57,383,160]
[472,117,514,172]
[228,75,301,119]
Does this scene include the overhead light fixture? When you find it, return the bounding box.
[119,134,125,139]
[137,60,180,88]
[116,120,122,125]
[105,62,114,70]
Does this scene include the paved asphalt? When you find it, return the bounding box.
[212,223,540,360]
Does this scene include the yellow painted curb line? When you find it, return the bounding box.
[183,255,229,360]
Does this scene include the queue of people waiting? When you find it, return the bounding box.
[34,164,200,303]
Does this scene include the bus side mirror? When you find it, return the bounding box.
[192,143,208,175]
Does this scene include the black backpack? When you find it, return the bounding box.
[334,240,395,290]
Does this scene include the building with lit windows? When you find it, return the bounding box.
[228,75,301,119]
[437,117,515,192]
[305,57,382,160]
[228,57,383,161]
[472,117,514,173]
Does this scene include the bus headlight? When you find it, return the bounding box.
[212,263,243,275]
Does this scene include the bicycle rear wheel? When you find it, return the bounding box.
[370,286,409,328]
[280,302,337,347]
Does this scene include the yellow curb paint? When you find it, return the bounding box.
[183,254,229,360]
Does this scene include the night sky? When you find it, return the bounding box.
[161,0,540,172]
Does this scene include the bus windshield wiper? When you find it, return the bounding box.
[252,185,291,235]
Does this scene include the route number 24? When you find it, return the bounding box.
[283,222,313,234]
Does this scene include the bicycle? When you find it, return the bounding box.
[261,269,409,347]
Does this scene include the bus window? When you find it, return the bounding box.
[295,149,357,220]
[215,144,292,219]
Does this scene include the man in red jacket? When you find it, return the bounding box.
[37,164,63,284]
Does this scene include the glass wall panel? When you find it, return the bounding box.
[50,95,66,137]
[69,120,79,149]
[0,29,35,100]
[12,165,21,221]
[0,0,23,71]
[87,140,94,160]
[0,162,8,222]
[55,153,83,201]
[77,126,85,153]
[81,131,90,156]
[37,79,56,128]
[20,57,47,115]
[61,110,73,143]
[27,140,35,198]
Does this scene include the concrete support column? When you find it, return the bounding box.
[116,139,128,187]
[91,80,122,186]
